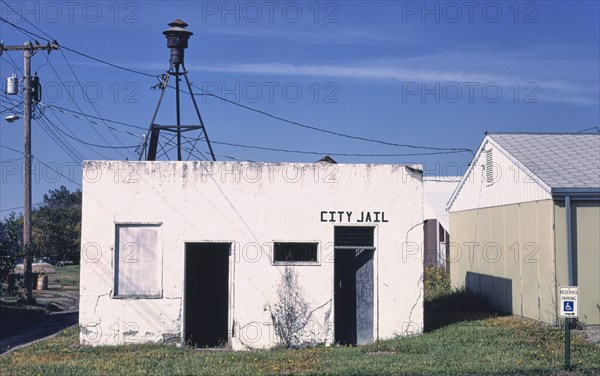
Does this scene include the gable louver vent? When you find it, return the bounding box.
[485,149,494,185]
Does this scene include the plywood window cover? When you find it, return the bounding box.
[113,223,163,299]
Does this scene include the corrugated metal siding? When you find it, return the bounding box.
[450,141,551,212]
[450,200,557,323]
[554,200,600,325]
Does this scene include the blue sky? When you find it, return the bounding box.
[1,0,599,217]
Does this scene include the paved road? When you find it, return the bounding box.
[0,310,78,355]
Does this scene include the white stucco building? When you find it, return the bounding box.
[79,160,424,350]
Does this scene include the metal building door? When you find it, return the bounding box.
[184,243,230,347]
[334,227,374,345]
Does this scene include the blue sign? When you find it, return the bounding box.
[563,301,574,312]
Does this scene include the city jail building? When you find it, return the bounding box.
[79,161,424,349]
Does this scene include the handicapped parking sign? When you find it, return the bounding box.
[559,286,578,318]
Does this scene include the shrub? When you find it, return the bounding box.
[424,265,451,299]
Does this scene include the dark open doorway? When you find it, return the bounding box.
[184,243,230,347]
[334,226,375,345]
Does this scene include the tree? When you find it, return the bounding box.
[32,186,82,264]
[0,212,23,296]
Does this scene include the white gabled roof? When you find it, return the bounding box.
[448,133,600,211]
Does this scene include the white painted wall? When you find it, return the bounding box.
[79,161,424,350]
[448,138,551,213]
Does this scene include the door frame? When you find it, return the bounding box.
[182,240,235,346]
[331,225,378,345]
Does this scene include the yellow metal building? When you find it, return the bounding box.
[448,133,600,326]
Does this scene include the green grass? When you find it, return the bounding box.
[47,264,80,288]
[1,316,599,375]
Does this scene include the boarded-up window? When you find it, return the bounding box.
[115,224,161,297]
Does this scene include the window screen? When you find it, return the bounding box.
[115,224,161,297]
[273,242,318,263]
[334,227,374,248]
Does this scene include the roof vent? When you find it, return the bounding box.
[485,149,494,185]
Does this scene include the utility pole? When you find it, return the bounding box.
[1,41,59,301]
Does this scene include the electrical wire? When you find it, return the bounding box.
[576,126,600,134]
[42,105,111,160]
[42,55,129,158]
[41,103,146,131]
[1,11,475,158]
[0,100,23,114]
[190,83,473,154]
[0,203,43,213]
[44,119,138,149]
[0,10,135,158]
[57,50,132,157]
[0,143,82,185]
[1,55,20,74]
[0,5,157,79]
[37,115,85,162]
[212,140,468,157]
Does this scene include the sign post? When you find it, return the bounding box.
[559,286,578,371]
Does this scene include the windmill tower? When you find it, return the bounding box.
[140,20,215,161]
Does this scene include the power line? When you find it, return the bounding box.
[0,100,23,114]
[1,12,473,156]
[44,119,139,149]
[0,5,157,79]
[190,84,473,154]
[57,50,132,157]
[577,126,600,134]
[1,55,21,74]
[0,203,43,213]
[212,140,467,157]
[1,10,135,158]
[1,10,476,158]
[38,103,468,159]
[40,103,146,133]
[0,11,473,157]
[0,157,22,162]
[37,115,85,162]
[0,143,81,186]
[42,104,111,160]
[42,54,129,158]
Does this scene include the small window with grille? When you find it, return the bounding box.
[334,227,375,249]
[273,242,318,263]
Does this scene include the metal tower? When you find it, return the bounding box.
[140,20,216,161]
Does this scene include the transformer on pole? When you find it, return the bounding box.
[140,19,216,161]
